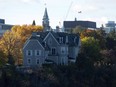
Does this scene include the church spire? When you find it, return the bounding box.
[42,7,50,31]
[43,8,49,20]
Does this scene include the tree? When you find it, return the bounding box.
[32,20,36,26]
[106,37,116,50]
[108,29,116,40]
[80,29,106,49]
[72,26,86,34]
[80,30,96,39]
[0,25,43,65]
[0,31,19,64]
[79,37,101,68]
[0,50,6,67]
[100,49,116,65]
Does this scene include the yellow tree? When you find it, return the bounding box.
[0,31,20,65]
[0,25,43,65]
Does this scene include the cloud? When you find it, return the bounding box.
[21,0,40,3]
[0,0,40,4]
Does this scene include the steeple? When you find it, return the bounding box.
[43,8,49,20]
[42,8,50,31]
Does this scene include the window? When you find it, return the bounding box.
[59,37,63,43]
[61,47,65,54]
[61,57,65,65]
[66,36,68,43]
[27,59,31,64]
[74,37,77,43]
[51,48,56,55]
[26,50,32,56]
[35,50,41,56]
[36,59,39,64]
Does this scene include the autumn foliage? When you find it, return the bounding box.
[0,25,43,65]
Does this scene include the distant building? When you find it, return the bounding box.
[104,21,116,33]
[23,8,81,68]
[0,19,13,36]
[63,19,96,33]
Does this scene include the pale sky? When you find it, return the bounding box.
[0,0,116,28]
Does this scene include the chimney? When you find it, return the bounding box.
[32,32,37,36]
[56,26,60,32]
[75,17,77,21]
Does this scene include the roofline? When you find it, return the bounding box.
[23,40,31,50]
[43,32,60,45]
[23,39,45,50]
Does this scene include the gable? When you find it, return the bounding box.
[23,40,44,50]
[43,32,59,45]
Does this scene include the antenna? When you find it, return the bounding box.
[64,1,73,21]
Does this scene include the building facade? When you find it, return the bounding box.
[63,19,96,33]
[104,21,116,33]
[23,8,81,67]
[0,19,13,36]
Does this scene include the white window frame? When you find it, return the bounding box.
[61,47,65,54]
[35,50,41,56]
[27,58,31,64]
[59,37,63,43]
[36,59,39,64]
[26,50,32,56]
[61,37,63,43]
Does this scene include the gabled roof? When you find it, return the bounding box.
[27,31,80,51]
[30,34,50,50]
[36,31,49,39]
[43,31,60,45]
[51,31,79,46]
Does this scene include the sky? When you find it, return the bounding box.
[0,0,116,28]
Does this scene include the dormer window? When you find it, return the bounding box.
[59,37,63,43]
